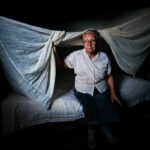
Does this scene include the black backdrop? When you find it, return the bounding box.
[1,0,150,29]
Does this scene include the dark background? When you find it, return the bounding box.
[1,1,150,149]
[1,0,150,30]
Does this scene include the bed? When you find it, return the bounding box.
[0,9,150,136]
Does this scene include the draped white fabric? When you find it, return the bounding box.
[0,8,150,109]
[100,11,150,76]
[0,17,66,109]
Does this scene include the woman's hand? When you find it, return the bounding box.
[111,92,122,106]
[52,46,57,54]
[107,74,122,106]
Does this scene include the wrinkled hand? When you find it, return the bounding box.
[52,46,57,54]
[111,93,122,106]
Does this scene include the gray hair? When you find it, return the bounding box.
[82,29,102,45]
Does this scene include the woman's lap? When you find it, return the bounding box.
[73,88,121,125]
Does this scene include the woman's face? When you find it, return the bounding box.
[83,32,97,53]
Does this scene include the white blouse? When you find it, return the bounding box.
[65,49,111,96]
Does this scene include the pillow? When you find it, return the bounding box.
[1,90,84,135]
[115,73,150,107]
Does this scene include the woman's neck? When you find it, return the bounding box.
[87,52,97,60]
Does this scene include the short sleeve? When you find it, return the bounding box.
[107,56,112,75]
[64,52,75,69]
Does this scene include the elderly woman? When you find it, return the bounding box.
[53,29,122,149]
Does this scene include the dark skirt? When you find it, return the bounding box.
[73,88,121,125]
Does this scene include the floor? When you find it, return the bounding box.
[1,104,150,150]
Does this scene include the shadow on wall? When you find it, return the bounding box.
[61,8,150,31]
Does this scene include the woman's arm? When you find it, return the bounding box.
[107,74,121,106]
[53,46,68,69]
